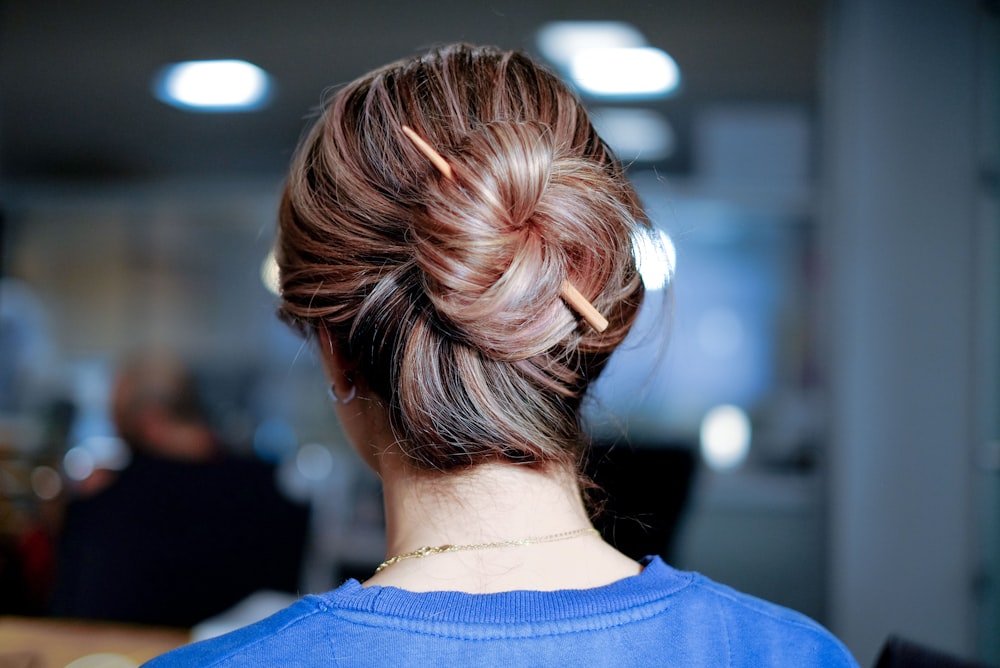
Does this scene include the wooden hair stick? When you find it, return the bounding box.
[401,125,609,333]
[401,125,453,180]
[559,280,609,333]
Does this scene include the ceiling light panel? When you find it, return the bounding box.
[154,59,271,112]
[570,47,680,99]
[536,21,646,68]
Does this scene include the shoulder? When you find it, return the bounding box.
[142,597,330,667]
[673,567,859,667]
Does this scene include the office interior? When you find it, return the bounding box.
[0,1,997,666]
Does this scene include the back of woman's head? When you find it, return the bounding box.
[278,43,649,472]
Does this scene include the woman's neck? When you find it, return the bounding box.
[364,452,640,592]
[382,458,591,551]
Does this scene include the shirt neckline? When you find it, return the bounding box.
[310,555,694,625]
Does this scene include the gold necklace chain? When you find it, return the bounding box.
[374,527,599,573]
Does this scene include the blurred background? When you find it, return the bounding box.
[0,0,996,665]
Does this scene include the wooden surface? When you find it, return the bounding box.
[0,617,189,667]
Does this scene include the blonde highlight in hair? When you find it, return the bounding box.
[278,44,649,472]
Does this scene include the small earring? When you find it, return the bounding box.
[328,383,357,405]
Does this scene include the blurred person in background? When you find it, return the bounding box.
[147,44,857,665]
[52,351,308,628]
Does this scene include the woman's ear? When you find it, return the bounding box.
[316,326,355,400]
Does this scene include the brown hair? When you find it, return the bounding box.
[277,44,648,472]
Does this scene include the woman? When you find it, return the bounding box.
[147,44,857,666]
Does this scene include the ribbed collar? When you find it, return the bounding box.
[308,556,693,627]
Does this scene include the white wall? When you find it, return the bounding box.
[823,0,982,663]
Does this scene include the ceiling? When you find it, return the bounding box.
[0,0,823,183]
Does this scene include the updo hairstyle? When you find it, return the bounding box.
[277,44,649,472]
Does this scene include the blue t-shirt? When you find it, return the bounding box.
[144,556,858,666]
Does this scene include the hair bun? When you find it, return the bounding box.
[279,44,650,471]
[411,121,631,361]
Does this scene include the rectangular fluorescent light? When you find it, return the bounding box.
[571,47,680,99]
[537,22,680,100]
[536,21,646,67]
[154,59,271,112]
